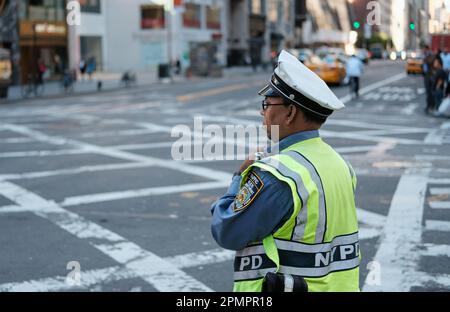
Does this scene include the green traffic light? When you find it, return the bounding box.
[409,23,415,30]
[353,21,361,29]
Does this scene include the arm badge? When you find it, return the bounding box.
[233,171,264,213]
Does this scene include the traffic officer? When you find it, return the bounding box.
[211,50,360,292]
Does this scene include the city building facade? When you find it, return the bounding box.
[428,0,449,34]
[1,0,68,84]
[302,0,353,50]
[69,0,228,77]
[0,0,20,83]
[17,0,68,82]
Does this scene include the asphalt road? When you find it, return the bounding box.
[0,60,449,292]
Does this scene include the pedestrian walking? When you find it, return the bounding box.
[79,59,87,80]
[422,45,436,114]
[86,57,97,80]
[37,59,46,85]
[211,51,360,292]
[441,49,450,97]
[346,54,364,99]
[53,54,63,76]
[432,56,447,111]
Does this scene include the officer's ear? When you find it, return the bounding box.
[286,104,297,125]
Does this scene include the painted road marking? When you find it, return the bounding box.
[0,226,389,292]
[430,188,450,195]
[176,82,262,103]
[165,248,235,269]
[401,103,419,115]
[1,123,232,183]
[428,179,450,184]
[0,162,155,181]
[0,181,212,292]
[339,73,407,104]
[363,169,430,292]
[75,129,159,139]
[1,138,36,144]
[429,201,450,209]
[0,149,87,158]
[0,205,26,214]
[357,208,386,229]
[198,114,429,145]
[0,266,135,292]
[0,248,236,292]
[413,272,450,289]
[61,181,230,207]
[425,220,450,232]
[424,121,450,145]
[419,244,450,257]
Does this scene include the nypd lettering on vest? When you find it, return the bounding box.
[314,242,360,267]
[234,233,360,281]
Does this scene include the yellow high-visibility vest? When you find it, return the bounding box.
[233,137,360,292]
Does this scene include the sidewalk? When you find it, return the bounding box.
[0,66,268,103]
[3,71,160,102]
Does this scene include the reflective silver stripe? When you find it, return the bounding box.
[234,268,275,281]
[346,161,356,190]
[234,256,359,281]
[236,245,265,257]
[284,151,327,243]
[275,233,359,253]
[237,233,359,257]
[279,257,360,278]
[234,233,360,281]
[260,157,309,241]
[284,275,294,292]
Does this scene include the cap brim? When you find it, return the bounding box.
[258,84,283,97]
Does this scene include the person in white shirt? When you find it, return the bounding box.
[441,50,450,72]
[346,55,365,98]
[440,49,450,97]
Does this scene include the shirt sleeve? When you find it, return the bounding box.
[210,167,294,251]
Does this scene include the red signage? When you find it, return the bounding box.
[174,0,183,7]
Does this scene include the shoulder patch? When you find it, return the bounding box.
[233,171,264,213]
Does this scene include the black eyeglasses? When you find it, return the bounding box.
[261,100,288,111]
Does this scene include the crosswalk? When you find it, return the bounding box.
[0,72,449,292]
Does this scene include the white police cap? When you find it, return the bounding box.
[259,50,345,118]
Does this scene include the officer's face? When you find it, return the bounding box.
[260,97,288,141]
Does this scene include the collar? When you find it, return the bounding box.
[266,130,320,154]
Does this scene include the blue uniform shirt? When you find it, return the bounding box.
[211,130,320,251]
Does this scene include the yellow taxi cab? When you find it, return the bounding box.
[305,54,347,85]
[0,48,12,98]
[406,52,423,75]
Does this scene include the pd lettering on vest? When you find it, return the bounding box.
[239,255,263,271]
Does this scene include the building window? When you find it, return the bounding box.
[141,5,165,29]
[250,0,264,15]
[284,0,291,21]
[22,0,65,21]
[206,6,221,29]
[268,0,277,23]
[80,36,103,70]
[183,3,201,28]
[79,0,101,14]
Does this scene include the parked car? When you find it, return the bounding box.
[0,48,12,98]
